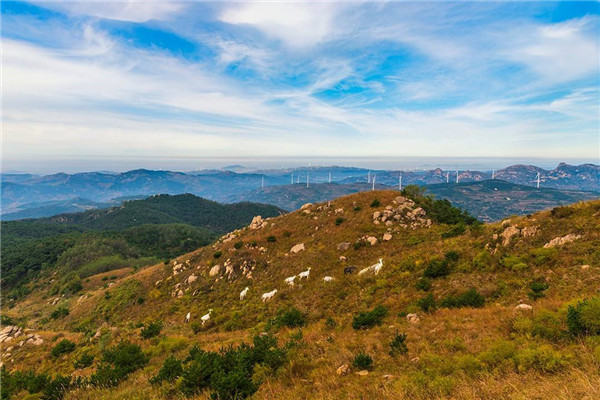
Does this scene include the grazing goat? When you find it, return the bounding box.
[323,276,334,282]
[262,289,277,302]
[284,275,296,287]
[201,309,213,325]
[344,266,357,274]
[240,287,249,301]
[299,268,311,280]
[185,312,191,323]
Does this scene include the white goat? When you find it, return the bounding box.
[201,309,213,325]
[371,259,383,275]
[323,276,334,282]
[284,276,296,287]
[240,287,249,301]
[185,312,191,323]
[262,289,277,302]
[298,268,311,280]
[358,267,370,275]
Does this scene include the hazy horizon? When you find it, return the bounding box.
[2,156,599,176]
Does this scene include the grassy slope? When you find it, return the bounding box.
[3,190,600,399]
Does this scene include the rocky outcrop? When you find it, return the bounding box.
[406,313,420,324]
[290,243,305,254]
[383,233,392,241]
[249,216,267,230]
[337,242,351,251]
[372,196,431,229]
[336,364,350,375]
[500,226,520,246]
[0,326,22,343]
[544,234,582,248]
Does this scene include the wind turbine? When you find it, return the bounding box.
[535,172,541,189]
[291,173,294,184]
[306,172,309,188]
[372,174,376,191]
[367,170,371,184]
[399,174,402,191]
[492,169,495,179]
[446,171,449,183]
[261,176,264,188]
[328,172,332,183]
[456,169,459,184]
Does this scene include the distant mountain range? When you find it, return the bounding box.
[1,163,598,220]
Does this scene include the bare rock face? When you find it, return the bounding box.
[521,226,539,238]
[406,313,420,324]
[366,236,378,246]
[501,226,520,246]
[356,370,369,376]
[516,304,533,311]
[544,234,582,248]
[336,364,350,375]
[209,265,221,277]
[186,274,198,285]
[290,243,305,254]
[249,216,267,230]
[300,203,313,210]
[0,326,22,343]
[383,233,392,241]
[337,242,351,251]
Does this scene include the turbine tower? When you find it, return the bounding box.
[492,169,495,179]
[372,174,376,191]
[367,170,371,184]
[535,172,541,189]
[306,172,309,188]
[291,173,294,184]
[456,169,459,184]
[328,172,332,183]
[446,171,449,183]
[399,174,402,191]
[261,176,264,188]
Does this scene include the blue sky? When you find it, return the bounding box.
[2,1,599,171]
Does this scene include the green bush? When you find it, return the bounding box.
[266,236,276,242]
[415,277,432,291]
[440,289,485,309]
[370,199,380,208]
[141,320,163,339]
[90,341,149,387]
[514,345,566,373]
[567,297,600,336]
[335,217,345,226]
[417,293,437,312]
[423,259,451,278]
[269,307,306,330]
[352,352,373,370]
[444,251,460,262]
[234,241,244,249]
[50,306,69,320]
[389,333,408,357]
[353,206,362,212]
[176,335,286,399]
[550,206,574,218]
[528,281,549,300]
[352,305,388,329]
[213,251,222,259]
[73,352,94,369]
[51,339,76,358]
[529,247,558,267]
[441,223,466,238]
[150,356,183,384]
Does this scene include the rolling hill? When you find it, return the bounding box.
[1,190,599,400]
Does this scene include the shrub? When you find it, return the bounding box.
[266,236,276,242]
[335,217,345,226]
[440,289,485,309]
[389,333,408,357]
[177,335,286,399]
[531,310,563,342]
[41,375,71,400]
[551,206,574,218]
[136,296,145,305]
[501,255,528,272]
[190,322,202,334]
[514,345,566,373]
[213,251,222,259]
[50,306,69,320]
[73,352,94,369]
[150,356,183,384]
[141,320,163,339]
[444,251,460,262]
[353,353,373,370]
[90,341,149,387]
[441,223,466,238]
[567,297,600,336]
[325,317,337,329]
[528,281,549,300]
[269,307,306,330]
[353,206,362,212]
[423,259,451,278]
[352,305,388,329]
[415,277,432,291]
[370,199,380,208]
[529,247,558,267]
[234,241,244,249]
[417,293,437,312]
[51,339,76,358]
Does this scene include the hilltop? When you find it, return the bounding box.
[1,190,599,400]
